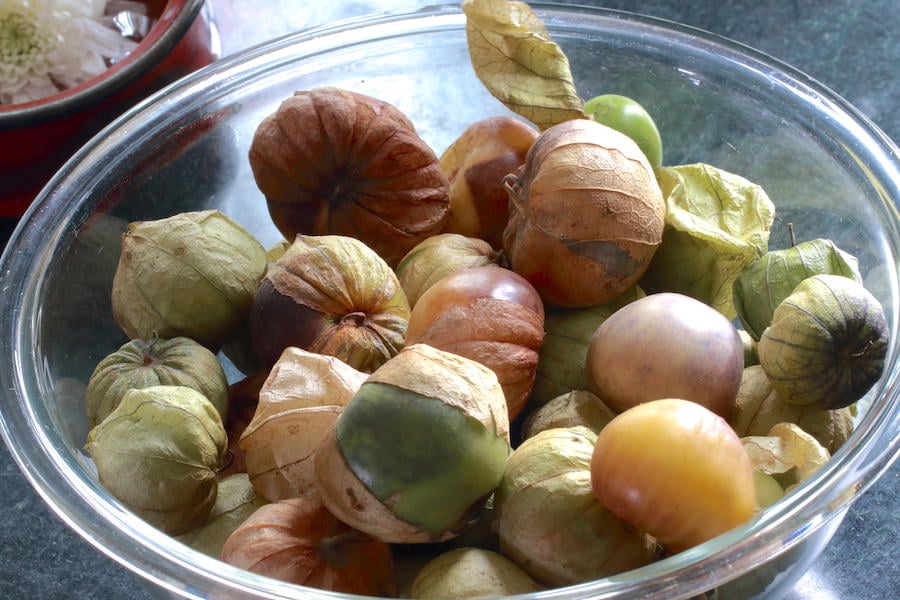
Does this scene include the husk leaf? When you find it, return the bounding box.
[733,238,863,340]
[641,163,775,318]
[462,0,584,130]
[742,422,830,487]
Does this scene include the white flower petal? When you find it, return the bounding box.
[1,0,139,105]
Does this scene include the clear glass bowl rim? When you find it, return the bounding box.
[0,3,898,599]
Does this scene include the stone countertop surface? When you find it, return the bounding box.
[0,0,897,598]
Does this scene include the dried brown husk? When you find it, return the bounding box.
[396,233,500,308]
[438,116,540,248]
[406,277,545,420]
[248,86,450,267]
[494,426,656,586]
[86,336,229,427]
[85,385,228,535]
[730,365,853,454]
[251,234,410,372]
[111,210,268,349]
[503,119,665,307]
[221,494,396,596]
[239,347,367,500]
[461,0,584,130]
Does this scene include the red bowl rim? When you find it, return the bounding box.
[0,0,206,127]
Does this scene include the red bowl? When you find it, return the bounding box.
[0,0,218,218]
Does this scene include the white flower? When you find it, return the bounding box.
[0,0,138,105]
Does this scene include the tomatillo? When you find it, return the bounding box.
[583,94,663,167]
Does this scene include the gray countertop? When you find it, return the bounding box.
[1,1,897,598]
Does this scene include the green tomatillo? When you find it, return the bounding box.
[758,274,888,409]
[583,94,663,167]
[314,344,511,544]
[85,385,228,535]
[733,238,862,341]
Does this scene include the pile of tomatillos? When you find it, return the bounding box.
[80,1,889,597]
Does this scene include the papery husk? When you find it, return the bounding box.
[640,164,775,319]
[177,473,268,558]
[742,423,831,488]
[522,390,617,440]
[407,296,544,420]
[246,347,367,424]
[314,344,510,543]
[733,238,862,341]
[85,385,228,535]
[396,233,500,308]
[758,274,889,409]
[503,119,665,307]
[266,239,291,263]
[315,426,459,544]
[438,116,540,248]
[410,547,544,598]
[111,210,267,349]
[86,336,229,427]
[461,0,585,130]
[244,406,343,501]
[249,86,449,267]
[494,426,655,586]
[240,347,366,500]
[730,365,853,454]
[251,234,410,371]
[364,344,509,437]
[221,494,396,596]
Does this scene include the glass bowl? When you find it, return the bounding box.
[0,3,897,599]
[0,0,218,218]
